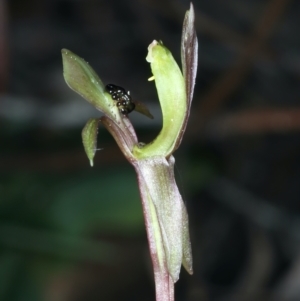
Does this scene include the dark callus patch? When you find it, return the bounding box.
[106,84,135,115]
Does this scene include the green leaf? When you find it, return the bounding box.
[134,155,191,282]
[181,204,193,275]
[81,118,100,166]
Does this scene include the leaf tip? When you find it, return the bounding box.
[61,49,73,62]
[61,48,68,55]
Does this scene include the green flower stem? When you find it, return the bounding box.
[101,116,137,161]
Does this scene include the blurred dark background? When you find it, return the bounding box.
[1,0,300,300]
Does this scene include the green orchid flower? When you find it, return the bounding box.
[61,4,197,301]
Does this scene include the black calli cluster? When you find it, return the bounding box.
[106,84,135,115]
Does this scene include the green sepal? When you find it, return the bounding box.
[82,118,100,166]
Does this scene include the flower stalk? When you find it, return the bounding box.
[61,3,197,301]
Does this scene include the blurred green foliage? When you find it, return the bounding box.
[0,166,144,301]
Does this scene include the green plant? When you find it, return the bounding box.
[61,4,197,301]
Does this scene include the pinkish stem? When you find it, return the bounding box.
[133,163,174,301]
